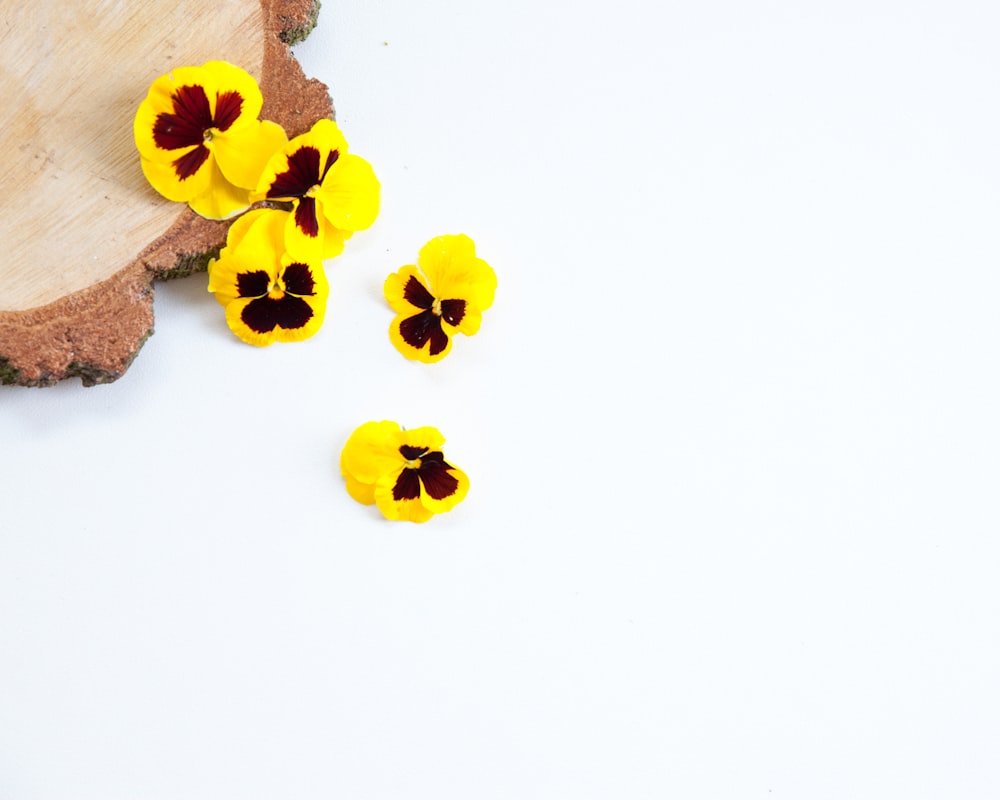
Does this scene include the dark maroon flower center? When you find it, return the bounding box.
[235,263,318,334]
[152,84,244,180]
[241,295,314,334]
[392,447,460,502]
[264,146,340,237]
[398,275,467,356]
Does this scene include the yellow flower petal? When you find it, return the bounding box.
[388,313,454,363]
[383,265,427,314]
[442,306,484,339]
[344,472,377,505]
[139,152,212,203]
[228,207,289,259]
[373,475,437,523]
[340,421,406,486]
[281,204,325,264]
[206,251,246,309]
[318,153,381,232]
[419,463,470,516]
[208,209,279,305]
[417,234,478,280]
[418,234,497,313]
[213,119,288,191]
[201,60,265,127]
[224,297,272,346]
[187,160,253,219]
[320,224,351,260]
[223,290,327,346]
[393,425,447,453]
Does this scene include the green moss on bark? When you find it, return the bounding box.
[279,0,321,46]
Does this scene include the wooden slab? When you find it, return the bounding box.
[0,0,332,386]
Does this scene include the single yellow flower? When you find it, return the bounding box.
[252,118,380,262]
[384,235,497,363]
[207,209,329,346]
[134,61,287,219]
[340,421,470,523]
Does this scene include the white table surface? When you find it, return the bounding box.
[3,1,1000,797]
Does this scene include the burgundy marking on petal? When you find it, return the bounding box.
[399,309,442,350]
[266,145,322,199]
[392,468,422,502]
[236,270,270,298]
[320,149,340,183]
[213,90,244,132]
[440,298,467,326]
[294,196,320,238]
[427,323,450,356]
[402,275,434,310]
[399,445,427,461]
[419,457,460,501]
[241,295,314,334]
[171,144,210,180]
[153,84,213,151]
[283,263,316,296]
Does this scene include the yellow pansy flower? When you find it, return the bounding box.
[340,421,470,523]
[384,235,497,363]
[252,118,380,262]
[134,61,287,219]
[207,209,328,346]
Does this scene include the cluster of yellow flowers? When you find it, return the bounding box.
[135,61,379,345]
[133,61,379,347]
[134,61,496,522]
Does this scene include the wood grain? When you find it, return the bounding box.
[0,0,331,386]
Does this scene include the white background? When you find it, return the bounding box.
[3,0,1000,797]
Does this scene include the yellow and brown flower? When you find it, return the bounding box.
[384,235,497,363]
[340,421,470,523]
[252,118,380,262]
[207,209,328,346]
[134,61,287,219]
